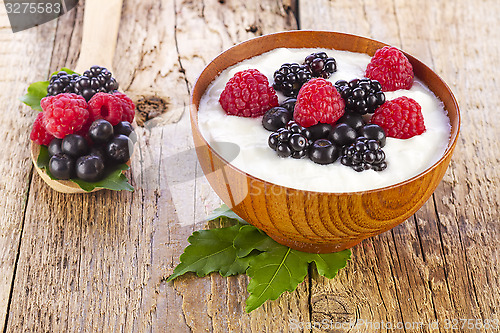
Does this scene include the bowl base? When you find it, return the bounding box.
[268,233,362,254]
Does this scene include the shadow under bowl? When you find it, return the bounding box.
[190,31,460,253]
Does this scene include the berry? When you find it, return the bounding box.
[335,78,385,115]
[273,63,312,97]
[219,69,278,117]
[304,52,337,78]
[61,134,89,157]
[308,139,339,165]
[76,155,106,182]
[340,137,387,172]
[329,123,357,147]
[370,97,425,139]
[294,78,345,128]
[262,106,293,131]
[308,123,333,141]
[41,93,89,139]
[114,121,137,142]
[47,138,63,156]
[89,145,107,163]
[74,66,119,101]
[113,91,135,122]
[49,153,75,179]
[106,134,133,164]
[47,71,80,96]
[358,124,386,147]
[89,119,114,143]
[337,112,365,131]
[88,92,124,125]
[365,46,414,91]
[30,112,54,145]
[268,121,311,159]
[280,98,297,113]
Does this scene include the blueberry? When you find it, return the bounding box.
[62,134,88,157]
[337,112,365,130]
[89,145,107,163]
[106,135,133,164]
[89,119,114,143]
[48,138,63,157]
[329,123,356,147]
[114,121,134,137]
[308,123,333,141]
[262,107,293,132]
[359,124,386,147]
[279,98,296,113]
[49,153,75,180]
[308,139,339,165]
[76,155,106,182]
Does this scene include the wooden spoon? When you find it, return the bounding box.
[31,0,124,193]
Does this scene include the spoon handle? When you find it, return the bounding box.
[75,0,124,74]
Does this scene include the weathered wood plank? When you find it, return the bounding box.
[300,0,500,331]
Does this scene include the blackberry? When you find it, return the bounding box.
[304,52,337,78]
[74,66,119,101]
[340,137,387,172]
[268,121,311,159]
[273,63,312,97]
[335,78,385,115]
[47,71,80,96]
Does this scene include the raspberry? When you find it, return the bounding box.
[293,78,345,128]
[365,46,414,91]
[113,91,135,123]
[30,112,54,145]
[88,92,124,125]
[370,96,425,139]
[219,69,278,117]
[41,93,89,139]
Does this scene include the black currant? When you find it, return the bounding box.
[89,119,114,143]
[49,153,75,180]
[106,135,133,164]
[62,134,89,157]
[76,155,106,182]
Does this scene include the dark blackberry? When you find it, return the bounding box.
[335,78,385,115]
[47,71,80,96]
[273,63,312,97]
[74,66,119,101]
[304,52,337,78]
[268,121,311,159]
[340,137,387,172]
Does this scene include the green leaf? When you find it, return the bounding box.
[71,164,134,192]
[246,245,310,312]
[167,223,251,282]
[233,225,277,258]
[206,204,247,224]
[20,68,79,111]
[304,250,352,279]
[20,80,49,111]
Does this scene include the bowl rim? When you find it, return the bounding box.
[190,30,460,195]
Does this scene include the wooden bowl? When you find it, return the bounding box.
[190,31,460,253]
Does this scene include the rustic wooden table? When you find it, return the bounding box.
[1,0,499,332]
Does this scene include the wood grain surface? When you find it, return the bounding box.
[0,0,498,332]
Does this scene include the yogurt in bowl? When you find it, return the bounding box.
[190,31,460,253]
[198,47,451,193]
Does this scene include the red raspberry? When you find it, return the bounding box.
[113,91,135,123]
[88,92,123,125]
[30,112,54,145]
[41,93,89,139]
[219,69,278,117]
[370,96,425,139]
[293,78,345,127]
[365,46,414,91]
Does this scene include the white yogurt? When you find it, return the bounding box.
[198,48,451,193]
